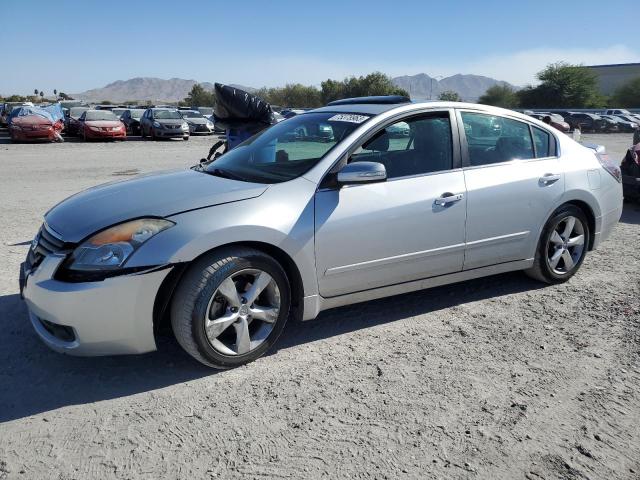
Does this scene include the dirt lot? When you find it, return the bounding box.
[0,131,638,479]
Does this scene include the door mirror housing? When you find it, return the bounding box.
[337,161,387,185]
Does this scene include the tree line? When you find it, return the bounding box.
[179,63,638,111]
[479,62,640,109]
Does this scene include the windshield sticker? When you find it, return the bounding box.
[327,114,369,124]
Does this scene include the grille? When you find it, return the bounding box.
[26,224,72,270]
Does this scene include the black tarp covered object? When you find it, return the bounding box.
[213,83,275,131]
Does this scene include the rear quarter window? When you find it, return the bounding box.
[532,126,553,158]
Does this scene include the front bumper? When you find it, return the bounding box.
[85,129,126,139]
[21,254,171,356]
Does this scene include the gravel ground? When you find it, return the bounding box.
[0,131,638,480]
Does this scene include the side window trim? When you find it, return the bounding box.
[456,108,559,168]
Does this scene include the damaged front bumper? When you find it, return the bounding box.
[20,254,171,356]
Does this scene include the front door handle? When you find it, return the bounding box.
[435,192,464,206]
[540,173,561,185]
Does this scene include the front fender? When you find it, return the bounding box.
[126,177,319,297]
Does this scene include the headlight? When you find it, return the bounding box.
[67,218,174,271]
[153,121,161,128]
[206,121,213,128]
[181,122,189,130]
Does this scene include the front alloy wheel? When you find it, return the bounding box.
[203,268,281,356]
[171,247,291,368]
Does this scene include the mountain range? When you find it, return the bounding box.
[73,74,514,103]
[391,73,516,102]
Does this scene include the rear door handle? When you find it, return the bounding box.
[435,192,464,206]
[540,173,561,185]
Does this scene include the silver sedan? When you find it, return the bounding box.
[21,97,623,368]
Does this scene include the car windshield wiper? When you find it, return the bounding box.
[204,167,247,182]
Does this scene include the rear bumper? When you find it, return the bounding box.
[593,203,623,249]
[21,254,170,356]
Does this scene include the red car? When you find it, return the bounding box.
[9,113,63,143]
[77,110,126,141]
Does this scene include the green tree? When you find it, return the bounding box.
[517,62,604,108]
[58,92,73,100]
[6,94,27,102]
[99,100,112,105]
[478,84,519,108]
[611,77,640,107]
[438,90,462,102]
[183,83,216,107]
[254,84,322,108]
[33,88,38,96]
[320,72,408,104]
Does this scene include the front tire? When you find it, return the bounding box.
[171,247,291,369]
[526,205,590,284]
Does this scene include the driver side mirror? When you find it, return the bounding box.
[337,161,387,185]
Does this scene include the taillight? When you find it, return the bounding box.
[596,152,622,183]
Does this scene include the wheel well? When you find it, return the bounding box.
[152,242,305,334]
[565,200,596,250]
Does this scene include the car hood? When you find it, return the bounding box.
[155,119,184,126]
[45,169,268,243]
[185,118,208,125]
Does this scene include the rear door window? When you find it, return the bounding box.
[461,112,534,166]
[531,126,552,158]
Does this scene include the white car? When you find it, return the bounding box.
[21,96,623,369]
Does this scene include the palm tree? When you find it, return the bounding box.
[34,88,38,96]
[53,89,57,98]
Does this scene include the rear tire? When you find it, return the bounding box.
[525,205,590,284]
[171,247,291,369]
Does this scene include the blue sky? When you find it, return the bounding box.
[1,0,638,95]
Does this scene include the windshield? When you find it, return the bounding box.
[85,111,118,121]
[181,111,203,118]
[154,109,182,119]
[204,112,371,183]
[70,107,88,118]
[111,109,126,116]
[129,109,145,119]
[198,107,213,115]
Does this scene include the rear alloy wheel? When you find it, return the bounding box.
[526,205,589,284]
[171,247,291,369]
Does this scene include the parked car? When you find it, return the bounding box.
[529,113,571,133]
[120,109,145,135]
[604,109,631,116]
[600,115,638,133]
[111,108,127,118]
[1,101,34,126]
[76,110,126,141]
[557,112,604,132]
[8,107,63,142]
[197,106,214,118]
[179,110,215,135]
[139,108,189,140]
[64,107,90,136]
[614,114,640,127]
[20,97,623,368]
[621,144,640,201]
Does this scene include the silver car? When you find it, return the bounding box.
[179,110,215,135]
[20,98,623,369]
[140,108,190,140]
